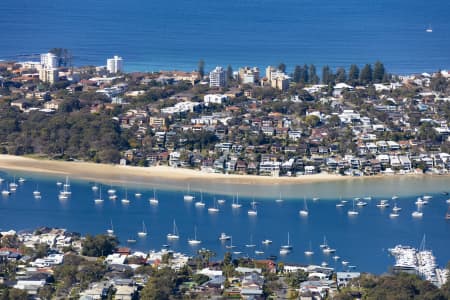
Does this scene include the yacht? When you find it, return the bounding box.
[188,226,201,245]
[135,192,142,198]
[1,188,11,196]
[231,193,242,209]
[363,196,372,201]
[356,200,368,207]
[195,191,205,208]
[312,197,320,201]
[415,197,427,206]
[392,203,402,212]
[18,177,26,183]
[262,239,272,245]
[127,239,136,244]
[342,260,349,266]
[121,189,130,204]
[94,188,104,204]
[376,199,390,208]
[446,199,450,204]
[336,203,344,207]
[333,255,340,261]
[33,185,41,197]
[219,232,231,241]
[92,184,99,192]
[183,184,194,201]
[423,195,432,201]
[225,236,236,249]
[208,198,220,213]
[323,245,336,254]
[63,176,70,188]
[391,195,399,200]
[275,192,283,203]
[149,189,159,205]
[389,212,400,218]
[348,199,359,216]
[56,181,63,186]
[320,236,329,249]
[137,221,148,237]
[426,25,433,33]
[107,185,116,195]
[109,194,117,200]
[247,202,257,216]
[299,197,309,216]
[280,232,292,254]
[412,204,423,218]
[107,220,114,235]
[304,241,314,256]
[167,220,180,240]
[217,199,226,205]
[255,250,265,255]
[245,235,256,248]
[321,262,328,267]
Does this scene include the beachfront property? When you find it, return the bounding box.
[1,57,450,178]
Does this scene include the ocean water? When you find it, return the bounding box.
[0,0,449,74]
[0,169,449,274]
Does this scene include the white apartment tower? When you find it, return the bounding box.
[107,55,123,74]
[40,53,58,69]
[209,66,226,88]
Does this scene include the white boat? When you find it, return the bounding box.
[109,194,117,200]
[58,193,68,200]
[245,235,256,248]
[63,176,70,188]
[336,203,344,207]
[1,188,11,196]
[391,195,399,200]
[275,192,283,203]
[348,199,359,216]
[323,246,336,254]
[18,177,26,183]
[412,204,423,218]
[9,180,17,191]
[247,202,257,216]
[208,198,220,213]
[426,25,433,33]
[217,199,225,204]
[226,236,236,249]
[321,261,328,267]
[280,232,293,250]
[333,255,340,261]
[312,197,320,201]
[255,250,264,255]
[135,192,142,198]
[56,181,63,186]
[183,184,194,201]
[92,184,99,192]
[376,200,390,208]
[356,201,368,207]
[149,189,159,205]
[121,188,130,204]
[94,188,104,204]
[233,251,242,255]
[262,239,272,245]
[279,248,290,255]
[342,260,349,266]
[390,212,400,218]
[364,196,372,201]
[219,232,231,241]
[127,239,136,243]
[33,185,41,197]
[107,185,116,195]
[304,241,314,256]
[320,236,328,249]
[195,191,205,207]
[299,197,309,216]
[415,197,427,206]
[188,226,201,245]
[392,203,402,212]
[167,220,180,240]
[446,199,450,204]
[231,193,242,209]
[137,221,147,237]
[107,220,114,235]
[423,195,432,201]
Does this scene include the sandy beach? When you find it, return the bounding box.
[0,154,358,186]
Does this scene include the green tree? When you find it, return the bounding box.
[226,64,233,81]
[81,234,118,257]
[309,64,319,84]
[348,64,360,85]
[430,73,448,92]
[322,65,334,85]
[336,67,347,83]
[373,61,386,83]
[140,267,177,299]
[304,115,320,128]
[198,59,205,78]
[359,64,373,85]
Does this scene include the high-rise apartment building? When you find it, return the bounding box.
[107,56,123,73]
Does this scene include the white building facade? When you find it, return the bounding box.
[107,55,124,73]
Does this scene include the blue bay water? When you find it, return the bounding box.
[0,0,449,74]
[0,169,449,274]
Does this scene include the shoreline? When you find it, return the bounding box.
[0,154,441,187]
